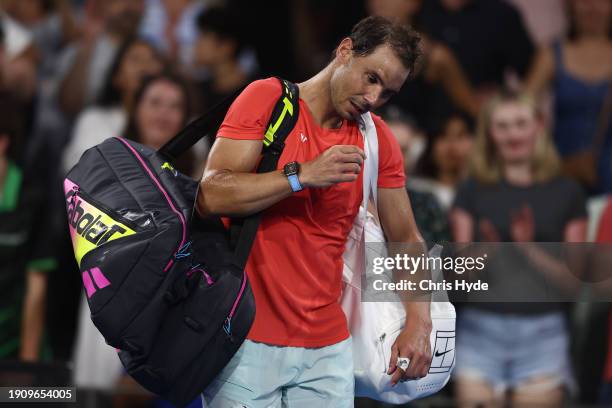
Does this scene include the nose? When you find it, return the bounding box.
[363,88,381,109]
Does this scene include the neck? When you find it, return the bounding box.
[438,170,461,186]
[504,161,532,186]
[298,65,344,129]
[211,60,246,92]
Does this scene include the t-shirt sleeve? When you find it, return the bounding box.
[373,116,406,188]
[217,78,282,140]
[564,179,587,221]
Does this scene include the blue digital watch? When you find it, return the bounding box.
[283,161,303,192]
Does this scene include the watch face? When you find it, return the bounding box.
[285,162,299,175]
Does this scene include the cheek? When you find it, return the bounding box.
[433,142,447,162]
[489,127,508,147]
[167,109,184,131]
[136,105,154,130]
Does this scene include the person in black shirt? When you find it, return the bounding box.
[421,0,534,95]
[0,93,56,361]
[193,6,252,111]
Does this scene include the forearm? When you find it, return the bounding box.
[20,271,47,361]
[389,237,432,325]
[59,47,93,116]
[519,243,582,295]
[198,169,294,217]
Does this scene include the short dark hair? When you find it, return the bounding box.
[196,6,244,56]
[349,16,422,77]
[98,37,165,107]
[0,91,25,160]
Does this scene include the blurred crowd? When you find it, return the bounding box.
[0,0,611,407]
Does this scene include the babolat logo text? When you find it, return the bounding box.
[67,197,128,246]
[64,187,136,266]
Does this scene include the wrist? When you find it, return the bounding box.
[283,161,304,192]
[298,162,310,188]
[404,302,432,326]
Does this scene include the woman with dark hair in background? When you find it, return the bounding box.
[124,72,195,176]
[61,37,164,173]
[411,109,474,211]
[450,91,587,408]
[526,0,612,193]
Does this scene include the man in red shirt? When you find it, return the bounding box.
[198,16,431,407]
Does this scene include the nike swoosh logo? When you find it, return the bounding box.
[434,348,454,357]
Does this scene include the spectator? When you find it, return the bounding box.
[0,94,56,362]
[3,0,79,79]
[506,0,567,46]
[139,0,204,73]
[449,90,587,408]
[61,38,164,173]
[194,6,252,111]
[526,0,612,194]
[382,106,450,244]
[421,0,534,96]
[0,6,38,102]
[411,108,474,211]
[367,0,480,131]
[0,20,31,160]
[57,0,145,118]
[124,72,195,175]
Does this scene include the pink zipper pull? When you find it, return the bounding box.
[201,269,214,285]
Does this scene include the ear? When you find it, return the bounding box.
[335,37,353,64]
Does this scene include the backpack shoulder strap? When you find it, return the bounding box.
[231,78,300,269]
[158,85,247,161]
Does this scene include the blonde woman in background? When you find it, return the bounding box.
[450,91,587,407]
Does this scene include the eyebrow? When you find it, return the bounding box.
[371,71,400,96]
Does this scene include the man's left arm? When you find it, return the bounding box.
[378,187,432,385]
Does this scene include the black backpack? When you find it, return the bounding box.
[63,78,299,407]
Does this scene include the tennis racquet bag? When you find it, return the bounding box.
[63,78,299,407]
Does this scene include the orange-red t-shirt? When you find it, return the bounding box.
[218,78,405,347]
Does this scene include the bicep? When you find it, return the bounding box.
[378,187,423,243]
[525,46,554,96]
[202,137,262,179]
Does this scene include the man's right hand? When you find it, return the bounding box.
[300,145,366,188]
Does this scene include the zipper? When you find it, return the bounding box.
[116,138,187,272]
[187,265,214,286]
[377,318,405,374]
[223,271,248,336]
[74,187,145,232]
[379,333,387,374]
